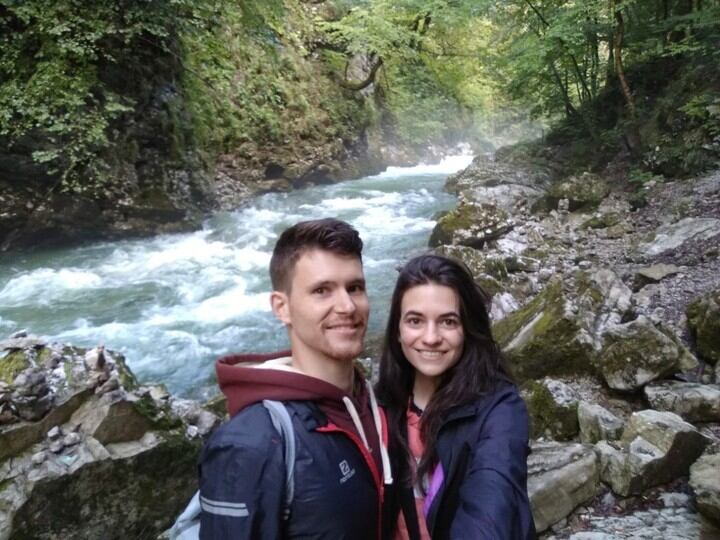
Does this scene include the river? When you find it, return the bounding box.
[0,155,472,399]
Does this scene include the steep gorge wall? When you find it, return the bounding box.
[0,1,392,251]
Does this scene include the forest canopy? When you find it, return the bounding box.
[1,0,719,192]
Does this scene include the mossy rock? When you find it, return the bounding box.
[687,288,720,364]
[523,379,579,440]
[203,393,229,419]
[433,245,507,295]
[545,173,610,212]
[429,202,513,249]
[581,212,621,230]
[492,279,597,381]
[597,316,693,391]
[0,350,30,384]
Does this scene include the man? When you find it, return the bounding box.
[199,218,392,539]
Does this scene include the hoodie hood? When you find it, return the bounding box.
[217,350,367,416]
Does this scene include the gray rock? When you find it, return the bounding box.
[690,452,720,525]
[62,432,81,447]
[644,382,720,422]
[598,316,698,391]
[632,263,680,291]
[0,337,47,351]
[47,426,61,440]
[578,402,624,444]
[640,217,720,257]
[687,288,720,365]
[597,410,709,496]
[524,378,579,440]
[528,441,600,532]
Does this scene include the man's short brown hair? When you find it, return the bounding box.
[269,218,363,292]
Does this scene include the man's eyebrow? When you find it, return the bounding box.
[307,279,333,289]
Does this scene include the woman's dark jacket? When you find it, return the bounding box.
[383,383,536,539]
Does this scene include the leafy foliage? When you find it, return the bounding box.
[0,0,201,192]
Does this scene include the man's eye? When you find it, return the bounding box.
[313,287,327,295]
[348,284,365,293]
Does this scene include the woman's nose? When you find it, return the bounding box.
[422,324,441,345]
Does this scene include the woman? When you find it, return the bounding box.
[377,254,535,540]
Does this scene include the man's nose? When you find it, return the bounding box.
[334,289,357,314]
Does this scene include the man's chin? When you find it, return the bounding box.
[327,342,364,362]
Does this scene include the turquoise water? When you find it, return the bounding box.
[0,156,471,398]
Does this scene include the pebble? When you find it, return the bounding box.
[49,440,64,454]
[62,432,81,447]
[47,426,62,440]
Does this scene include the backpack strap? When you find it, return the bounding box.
[262,399,296,521]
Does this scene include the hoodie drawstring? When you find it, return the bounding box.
[366,381,394,486]
[342,385,393,486]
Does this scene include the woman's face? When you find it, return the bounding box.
[399,283,464,384]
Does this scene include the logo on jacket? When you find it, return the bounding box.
[339,460,356,484]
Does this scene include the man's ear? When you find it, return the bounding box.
[270,291,291,325]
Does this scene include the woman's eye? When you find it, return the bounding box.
[406,317,421,326]
[442,318,459,327]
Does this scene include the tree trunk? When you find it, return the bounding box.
[611,0,641,155]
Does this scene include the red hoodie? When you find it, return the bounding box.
[216,350,383,475]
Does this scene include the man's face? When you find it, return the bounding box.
[272,249,369,365]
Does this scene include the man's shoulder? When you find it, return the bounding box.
[206,402,281,450]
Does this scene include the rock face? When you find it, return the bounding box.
[524,379,579,440]
[644,382,720,422]
[0,336,219,539]
[640,217,720,257]
[544,173,610,212]
[528,442,600,532]
[687,288,720,364]
[690,452,720,525]
[577,401,624,444]
[597,316,698,391]
[429,201,514,249]
[597,410,709,496]
[492,270,633,381]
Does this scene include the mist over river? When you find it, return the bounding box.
[0,155,472,399]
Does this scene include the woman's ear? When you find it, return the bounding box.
[270,291,291,325]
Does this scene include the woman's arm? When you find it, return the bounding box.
[450,391,536,540]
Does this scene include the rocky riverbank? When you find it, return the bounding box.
[432,150,720,537]
[0,333,221,539]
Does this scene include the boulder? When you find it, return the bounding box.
[493,270,633,381]
[632,263,680,292]
[528,442,600,532]
[544,173,610,212]
[597,410,709,496]
[429,202,514,249]
[690,452,720,525]
[640,217,720,257]
[523,379,579,440]
[597,316,698,391]
[581,212,621,230]
[0,335,214,539]
[577,401,624,444]
[687,288,720,364]
[644,382,720,423]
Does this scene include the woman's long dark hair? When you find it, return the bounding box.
[376,253,512,487]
